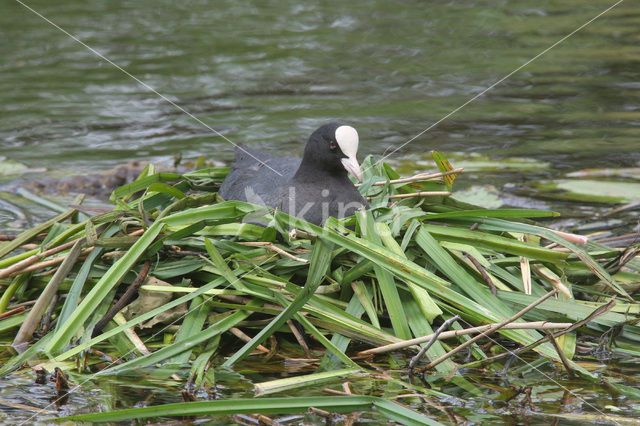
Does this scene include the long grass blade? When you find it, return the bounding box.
[99,300,259,375]
[222,238,334,367]
[44,221,165,354]
[55,395,442,425]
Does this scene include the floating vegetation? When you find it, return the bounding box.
[0,157,46,177]
[0,153,639,424]
[536,178,640,204]
[393,151,550,177]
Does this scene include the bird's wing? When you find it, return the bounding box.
[219,143,300,204]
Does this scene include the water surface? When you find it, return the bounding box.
[1,1,637,176]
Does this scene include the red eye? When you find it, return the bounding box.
[329,140,337,150]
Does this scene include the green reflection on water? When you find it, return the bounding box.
[1,0,637,174]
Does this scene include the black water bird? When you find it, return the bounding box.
[219,123,369,225]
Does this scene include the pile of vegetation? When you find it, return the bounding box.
[0,153,638,424]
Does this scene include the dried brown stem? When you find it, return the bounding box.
[602,200,640,217]
[546,331,575,377]
[114,313,151,355]
[532,265,571,297]
[218,294,255,305]
[322,388,352,396]
[367,191,451,201]
[289,228,314,240]
[266,244,309,263]
[423,289,558,370]
[239,242,309,263]
[92,261,151,337]
[549,229,588,245]
[13,248,94,276]
[0,238,81,279]
[308,407,334,419]
[593,232,640,247]
[461,296,617,368]
[356,168,465,187]
[287,319,311,358]
[463,252,496,295]
[358,320,571,356]
[0,305,26,320]
[5,300,36,309]
[518,234,532,295]
[409,315,460,370]
[390,191,451,199]
[255,414,278,426]
[229,327,270,354]
[3,229,143,278]
[0,400,55,415]
[20,244,40,250]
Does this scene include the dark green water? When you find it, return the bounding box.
[2,1,639,176]
[1,0,639,423]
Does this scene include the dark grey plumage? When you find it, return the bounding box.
[219,123,368,225]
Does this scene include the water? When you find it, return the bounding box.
[2,357,639,424]
[1,1,638,175]
[1,0,639,422]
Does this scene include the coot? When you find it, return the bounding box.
[219,123,369,225]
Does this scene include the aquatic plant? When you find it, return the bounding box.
[0,153,638,424]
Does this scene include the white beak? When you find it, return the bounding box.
[341,156,363,182]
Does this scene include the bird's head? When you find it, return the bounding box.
[303,123,363,182]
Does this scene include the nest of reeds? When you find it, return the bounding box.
[1,153,638,424]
